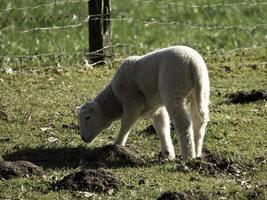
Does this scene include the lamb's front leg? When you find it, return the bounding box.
[114,99,143,146]
[114,113,139,146]
[152,107,175,160]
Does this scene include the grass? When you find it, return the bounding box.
[0,0,267,199]
[0,48,266,199]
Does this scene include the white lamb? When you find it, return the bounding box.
[77,46,210,160]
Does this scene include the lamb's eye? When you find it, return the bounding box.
[85,116,90,120]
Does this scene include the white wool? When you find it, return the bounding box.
[78,46,210,159]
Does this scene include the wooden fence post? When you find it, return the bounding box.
[88,0,104,64]
[103,0,111,35]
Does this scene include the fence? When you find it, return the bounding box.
[0,0,267,69]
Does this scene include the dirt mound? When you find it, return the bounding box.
[157,188,266,200]
[157,191,210,200]
[246,185,266,200]
[227,90,267,104]
[0,160,44,180]
[3,145,146,169]
[174,149,255,177]
[52,169,123,193]
[87,145,146,168]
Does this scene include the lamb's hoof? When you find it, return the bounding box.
[158,151,175,161]
[181,154,197,160]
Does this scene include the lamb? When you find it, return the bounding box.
[77,46,210,160]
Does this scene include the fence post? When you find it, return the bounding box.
[88,0,104,64]
[103,0,111,35]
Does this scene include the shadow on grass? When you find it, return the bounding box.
[3,145,147,169]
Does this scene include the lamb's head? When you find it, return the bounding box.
[76,101,111,143]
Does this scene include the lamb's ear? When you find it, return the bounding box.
[87,101,98,113]
[74,106,81,117]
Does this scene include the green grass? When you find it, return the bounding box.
[0,0,267,199]
[0,48,267,199]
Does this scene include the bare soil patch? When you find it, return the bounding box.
[0,110,8,121]
[86,144,146,168]
[157,191,210,200]
[227,90,267,104]
[3,145,146,169]
[0,160,44,180]
[246,187,266,200]
[157,187,266,200]
[174,149,265,177]
[52,169,123,193]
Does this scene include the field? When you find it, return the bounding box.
[0,0,267,199]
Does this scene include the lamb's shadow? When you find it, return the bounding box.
[3,145,147,169]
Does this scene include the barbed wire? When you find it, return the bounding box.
[1,14,83,24]
[1,43,129,60]
[0,13,110,32]
[1,0,90,12]
[206,44,267,55]
[1,14,266,33]
[109,16,267,31]
[1,43,266,63]
[16,20,267,33]
[131,0,267,8]
[1,0,267,13]
[0,13,114,31]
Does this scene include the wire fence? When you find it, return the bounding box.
[1,0,267,12]
[2,15,267,33]
[0,0,267,69]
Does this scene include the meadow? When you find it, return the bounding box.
[0,0,267,199]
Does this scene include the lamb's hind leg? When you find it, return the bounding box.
[152,107,175,160]
[166,98,196,159]
[190,93,209,157]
